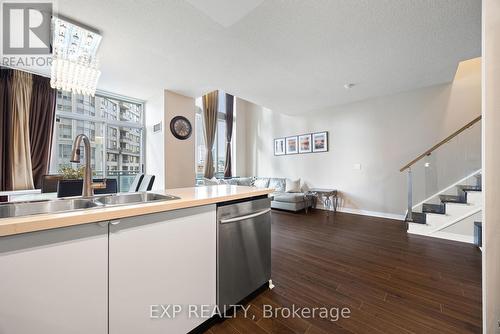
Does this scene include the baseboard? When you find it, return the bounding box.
[432,231,474,244]
[408,230,474,244]
[315,205,405,221]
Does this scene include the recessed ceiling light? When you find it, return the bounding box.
[344,83,355,89]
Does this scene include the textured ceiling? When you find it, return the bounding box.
[185,0,265,27]
[57,0,481,114]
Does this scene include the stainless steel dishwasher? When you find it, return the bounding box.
[217,196,271,310]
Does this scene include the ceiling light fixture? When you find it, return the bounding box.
[344,83,355,89]
[50,17,102,96]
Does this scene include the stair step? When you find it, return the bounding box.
[457,185,482,192]
[475,174,482,187]
[474,221,482,248]
[422,203,445,214]
[408,212,426,224]
[439,194,466,204]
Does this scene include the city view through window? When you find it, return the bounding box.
[50,91,144,191]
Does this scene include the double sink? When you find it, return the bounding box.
[0,193,180,219]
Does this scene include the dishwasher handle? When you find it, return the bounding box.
[219,208,271,224]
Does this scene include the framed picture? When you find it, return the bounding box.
[274,138,285,156]
[286,136,298,154]
[298,134,312,153]
[312,132,328,152]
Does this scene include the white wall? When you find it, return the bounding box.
[164,90,196,189]
[145,91,165,190]
[145,90,196,190]
[242,61,481,217]
[441,211,481,237]
[482,0,500,331]
[234,98,250,177]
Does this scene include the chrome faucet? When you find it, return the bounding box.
[70,134,106,198]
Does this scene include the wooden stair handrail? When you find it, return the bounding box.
[400,115,482,172]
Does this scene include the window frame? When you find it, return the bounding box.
[50,89,146,176]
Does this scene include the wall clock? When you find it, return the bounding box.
[169,116,192,140]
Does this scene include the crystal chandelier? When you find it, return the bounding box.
[50,18,102,96]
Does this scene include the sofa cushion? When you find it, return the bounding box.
[269,178,286,192]
[218,178,237,185]
[254,178,270,188]
[273,192,305,203]
[271,200,308,211]
[226,178,239,185]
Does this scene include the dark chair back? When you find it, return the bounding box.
[57,179,83,198]
[94,178,118,195]
[138,175,155,191]
[128,174,144,192]
[57,179,118,198]
[41,175,64,193]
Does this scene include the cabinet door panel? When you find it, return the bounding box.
[109,205,216,334]
[0,223,108,334]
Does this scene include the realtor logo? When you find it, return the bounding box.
[2,2,52,54]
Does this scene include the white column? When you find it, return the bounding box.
[482,0,500,332]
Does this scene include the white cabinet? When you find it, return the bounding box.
[0,204,217,334]
[108,205,217,334]
[0,223,108,334]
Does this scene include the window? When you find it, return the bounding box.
[195,90,234,179]
[58,118,72,139]
[50,92,145,191]
[217,120,226,174]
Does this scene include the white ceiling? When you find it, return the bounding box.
[57,0,481,114]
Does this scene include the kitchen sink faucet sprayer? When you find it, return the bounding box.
[70,134,106,197]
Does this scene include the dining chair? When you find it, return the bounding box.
[94,179,118,195]
[137,175,155,191]
[128,174,144,192]
[57,179,118,197]
[57,180,82,198]
[41,175,64,193]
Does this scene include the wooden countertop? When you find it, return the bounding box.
[0,186,274,237]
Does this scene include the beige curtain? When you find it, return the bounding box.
[202,91,218,179]
[10,71,34,190]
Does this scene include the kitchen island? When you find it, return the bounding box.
[0,185,273,334]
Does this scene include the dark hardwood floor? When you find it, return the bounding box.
[205,209,482,334]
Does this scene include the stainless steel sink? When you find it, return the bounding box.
[95,192,180,206]
[0,198,101,219]
[0,192,180,219]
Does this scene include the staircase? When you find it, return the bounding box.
[400,115,482,244]
[407,171,482,243]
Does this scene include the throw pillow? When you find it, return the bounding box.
[268,178,285,192]
[285,178,301,193]
[203,177,219,186]
[254,178,270,188]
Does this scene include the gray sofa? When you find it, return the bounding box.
[254,177,310,212]
[198,176,311,212]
